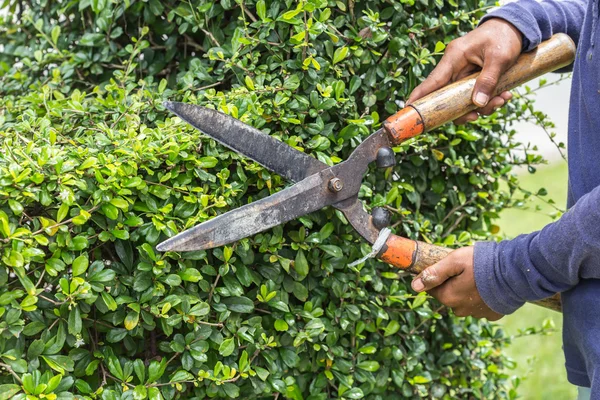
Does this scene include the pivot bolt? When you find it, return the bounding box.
[328,177,344,192]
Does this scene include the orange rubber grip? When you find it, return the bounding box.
[382,106,424,145]
[377,234,452,274]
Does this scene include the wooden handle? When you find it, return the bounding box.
[383,33,576,144]
[377,234,562,312]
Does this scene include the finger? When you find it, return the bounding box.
[407,60,454,104]
[477,95,506,115]
[408,50,468,104]
[454,65,478,82]
[411,257,464,293]
[454,111,479,125]
[499,91,512,101]
[472,55,512,107]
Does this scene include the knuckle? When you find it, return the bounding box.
[478,74,498,87]
[446,39,465,54]
[491,47,516,63]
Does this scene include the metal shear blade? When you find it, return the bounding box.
[156,103,391,252]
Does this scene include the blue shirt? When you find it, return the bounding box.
[473,0,600,393]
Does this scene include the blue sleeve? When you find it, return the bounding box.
[474,185,600,314]
[479,0,587,51]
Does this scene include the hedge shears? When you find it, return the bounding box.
[157,34,574,311]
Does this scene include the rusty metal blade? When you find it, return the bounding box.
[164,102,328,182]
[335,197,380,244]
[156,170,342,252]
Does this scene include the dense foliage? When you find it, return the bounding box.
[0,0,554,398]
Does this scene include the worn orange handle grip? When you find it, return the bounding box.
[383,33,576,144]
[377,234,562,312]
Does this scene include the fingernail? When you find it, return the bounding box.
[412,278,425,292]
[474,92,489,107]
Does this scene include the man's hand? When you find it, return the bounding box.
[411,247,503,320]
[407,18,523,124]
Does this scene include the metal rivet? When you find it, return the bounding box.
[328,177,343,192]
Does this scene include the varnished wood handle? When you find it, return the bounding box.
[383,33,576,144]
[377,234,562,312]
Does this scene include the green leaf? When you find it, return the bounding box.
[274,319,289,331]
[23,321,46,336]
[384,320,400,336]
[411,292,428,309]
[41,355,74,374]
[164,274,182,287]
[319,245,342,258]
[357,361,380,372]
[107,356,124,380]
[256,0,266,19]
[244,76,255,90]
[434,41,446,52]
[68,306,82,335]
[0,210,10,237]
[294,250,309,279]
[133,385,147,400]
[343,388,364,399]
[124,311,140,330]
[148,387,162,400]
[110,197,129,210]
[219,337,235,356]
[333,47,349,64]
[57,203,69,223]
[0,384,21,400]
[179,268,202,282]
[280,347,299,368]
[239,350,249,371]
[169,370,194,383]
[101,203,119,220]
[107,328,128,343]
[147,359,167,383]
[72,254,89,276]
[46,373,63,393]
[221,296,254,313]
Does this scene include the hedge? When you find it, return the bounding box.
[0,0,549,398]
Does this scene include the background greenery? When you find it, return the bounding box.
[0,0,564,398]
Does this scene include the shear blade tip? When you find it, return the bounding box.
[163,101,176,111]
[155,242,170,252]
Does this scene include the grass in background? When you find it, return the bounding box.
[497,162,575,399]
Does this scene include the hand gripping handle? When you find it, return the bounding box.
[383,33,576,144]
[377,234,562,312]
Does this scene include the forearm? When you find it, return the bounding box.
[474,184,600,314]
[480,0,587,51]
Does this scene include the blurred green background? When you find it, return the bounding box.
[497,162,575,399]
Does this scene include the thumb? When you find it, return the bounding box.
[411,258,463,292]
[472,58,506,108]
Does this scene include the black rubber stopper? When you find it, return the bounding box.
[376,147,396,168]
[372,207,391,230]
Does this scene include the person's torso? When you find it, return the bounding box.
[563,0,600,389]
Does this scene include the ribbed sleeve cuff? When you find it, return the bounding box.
[473,241,525,315]
[479,3,543,52]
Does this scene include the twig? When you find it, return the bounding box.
[208,274,220,303]
[201,28,221,47]
[409,306,444,335]
[30,205,100,237]
[0,362,23,383]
